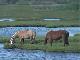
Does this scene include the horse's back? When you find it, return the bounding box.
[46,30,65,36]
[17,30,36,38]
[27,30,36,36]
[46,30,68,39]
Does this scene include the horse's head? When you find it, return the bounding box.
[10,37,15,45]
[10,32,17,44]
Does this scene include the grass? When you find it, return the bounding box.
[0,20,80,28]
[0,4,78,19]
[0,4,79,27]
[0,36,9,43]
[0,4,80,52]
[0,34,80,52]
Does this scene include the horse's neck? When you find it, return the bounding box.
[12,32,18,38]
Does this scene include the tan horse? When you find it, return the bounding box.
[44,30,69,46]
[10,30,36,45]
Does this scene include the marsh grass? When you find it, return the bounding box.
[0,4,79,27]
[0,4,78,19]
[1,34,80,52]
[0,20,80,28]
[0,36,9,43]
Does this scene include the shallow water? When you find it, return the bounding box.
[0,44,80,60]
[43,18,61,20]
[0,27,80,37]
[0,18,15,22]
[0,27,80,60]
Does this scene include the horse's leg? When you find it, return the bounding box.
[30,37,34,44]
[19,38,24,48]
[47,38,53,46]
[20,38,24,44]
[30,35,36,44]
[44,37,48,45]
[20,38,22,44]
[62,35,66,46]
[22,38,24,43]
[32,36,35,43]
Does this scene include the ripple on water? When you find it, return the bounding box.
[0,48,80,60]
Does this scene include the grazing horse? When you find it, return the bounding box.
[10,30,36,45]
[44,30,69,46]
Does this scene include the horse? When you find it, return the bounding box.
[10,30,36,45]
[44,30,69,46]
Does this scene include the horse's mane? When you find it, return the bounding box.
[12,31,18,38]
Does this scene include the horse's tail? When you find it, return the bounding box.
[65,30,69,36]
[33,31,36,39]
[66,31,69,44]
[64,30,69,46]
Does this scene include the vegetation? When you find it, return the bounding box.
[0,36,9,43]
[0,0,79,52]
[0,1,79,28]
[0,0,79,4]
[0,4,79,19]
[0,20,80,28]
[0,34,80,52]
[0,0,79,27]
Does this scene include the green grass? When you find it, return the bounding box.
[0,20,80,28]
[0,4,79,19]
[1,34,80,52]
[0,36,9,43]
[0,4,80,52]
[0,4,79,27]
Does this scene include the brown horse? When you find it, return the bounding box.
[10,30,36,45]
[44,30,69,46]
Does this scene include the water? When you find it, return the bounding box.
[0,18,15,22]
[0,44,80,60]
[0,27,80,60]
[43,18,61,20]
[0,27,80,37]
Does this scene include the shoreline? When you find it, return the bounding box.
[1,43,80,53]
[0,24,80,28]
[0,27,80,52]
[4,45,80,53]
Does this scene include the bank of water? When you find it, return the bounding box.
[0,44,80,60]
[0,27,80,37]
[0,27,80,60]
